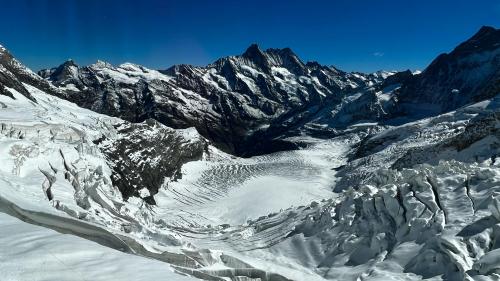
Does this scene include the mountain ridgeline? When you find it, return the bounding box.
[1,26,497,158]
[36,44,383,156]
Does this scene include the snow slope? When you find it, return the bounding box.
[0,213,197,281]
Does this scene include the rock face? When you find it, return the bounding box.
[0,44,61,102]
[395,26,500,117]
[96,119,208,204]
[38,45,392,156]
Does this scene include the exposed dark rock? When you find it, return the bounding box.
[395,26,500,116]
[380,69,414,88]
[97,119,208,204]
[0,45,62,102]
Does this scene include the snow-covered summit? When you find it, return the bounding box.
[0,44,62,102]
[90,59,113,69]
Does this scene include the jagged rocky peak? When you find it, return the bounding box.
[242,43,265,59]
[380,69,414,88]
[428,26,500,65]
[0,44,20,68]
[266,47,307,75]
[160,63,196,76]
[39,59,80,85]
[238,43,306,74]
[0,46,27,100]
[239,43,272,73]
[305,60,322,69]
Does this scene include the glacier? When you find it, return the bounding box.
[1,26,500,281]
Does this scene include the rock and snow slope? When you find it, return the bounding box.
[396,26,500,117]
[1,26,500,280]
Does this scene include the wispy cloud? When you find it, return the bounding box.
[373,52,384,57]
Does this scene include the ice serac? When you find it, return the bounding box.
[396,25,500,116]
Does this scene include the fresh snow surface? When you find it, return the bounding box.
[0,213,196,281]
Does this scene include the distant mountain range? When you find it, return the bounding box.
[1,26,498,158]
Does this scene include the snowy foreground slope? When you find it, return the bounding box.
[0,213,197,281]
[1,26,500,281]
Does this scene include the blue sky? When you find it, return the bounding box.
[1,0,499,72]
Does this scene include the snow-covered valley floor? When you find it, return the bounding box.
[156,137,348,226]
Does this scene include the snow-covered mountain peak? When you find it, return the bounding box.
[370,70,396,79]
[118,62,147,72]
[265,47,307,75]
[90,59,114,69]
[0,44,63,102]
[41,59,79,83]
[62,58,77,66]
